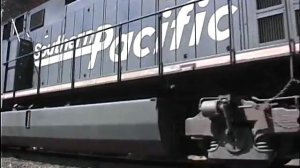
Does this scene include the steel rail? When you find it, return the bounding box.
[2,148,298,168]
[1,148,207,168]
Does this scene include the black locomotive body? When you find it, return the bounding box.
[1,0,299,167]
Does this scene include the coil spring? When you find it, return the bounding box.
[207,141,219,152]
[254,140,273,152]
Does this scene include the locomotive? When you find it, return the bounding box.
[1,0,299,167]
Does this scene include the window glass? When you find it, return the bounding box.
[30,9,45,31]
[65,0,76,5]
[3,23,11,40]
[14,15,24,35]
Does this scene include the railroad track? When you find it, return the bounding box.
[1,149,206,168]
[1,149,298,168]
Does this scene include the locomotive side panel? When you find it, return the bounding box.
[140,0,158,69]
[176,0,196,62]
[127,0,143,72]
[102,0,118,77]
[89,0,105,79]
[61,12,75,84]
[48,21,64,85]
[0,0,250,91]
[6,39,18,92]
[1,40,8,93]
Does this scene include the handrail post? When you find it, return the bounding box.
[227,0,235,64]
[283,0,295,79]
[3,41,11,93]
[37,50,42,94]
[117,26,122,82]
[158,13,163,75]
[289,39,296,79]
[71,39,77,89]
[13,65,16,100]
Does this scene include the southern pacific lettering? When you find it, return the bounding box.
[33,3,237,69]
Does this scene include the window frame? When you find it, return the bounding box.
[65,0,76,5]
[2,22,12,40]
[30,9,45,31]
[13,15,25,35]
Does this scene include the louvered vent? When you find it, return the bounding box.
[256,0,282,10]
[258,14,285,43]
[296,10,300,36]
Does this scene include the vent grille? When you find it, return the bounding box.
[296,10,300,36]
[258,14,285,43]
[257,0,282,10]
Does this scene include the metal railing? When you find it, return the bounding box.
[2,0,208,96]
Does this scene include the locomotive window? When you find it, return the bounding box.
[258,14,285,43]
[296,10,300,36]
[256,0,282,10]
[14,15,24,35]
[65,0,76,5]
[3,23,11,40]
[30,9,45,31]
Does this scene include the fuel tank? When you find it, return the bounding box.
[1,98,168,156]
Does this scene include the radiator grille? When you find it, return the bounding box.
[296,10,300,36]
[258,14,285,43]
[256,0,282,10]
